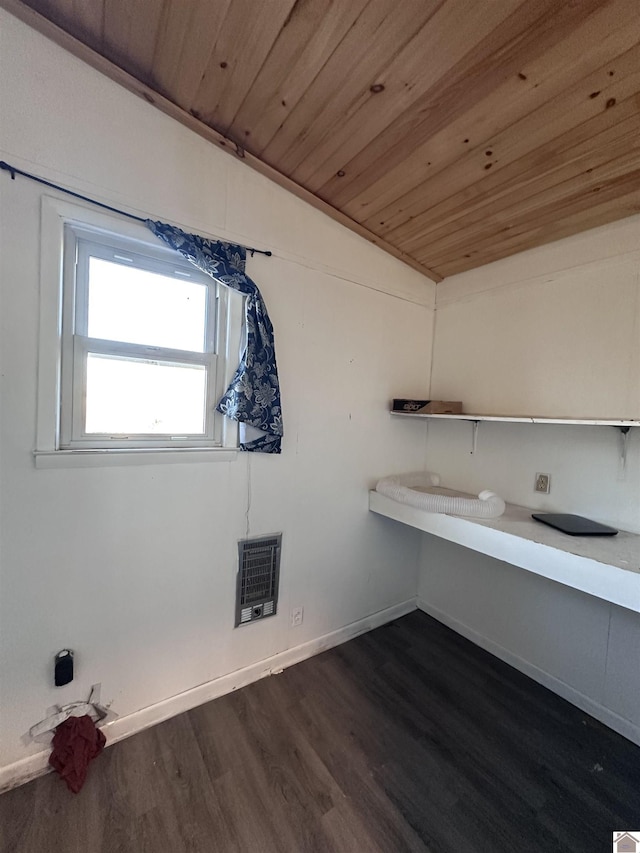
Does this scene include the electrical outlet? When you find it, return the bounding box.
[535,473,551,494]
[290,606,304,627]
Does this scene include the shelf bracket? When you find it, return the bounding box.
[470,420,480,455]
[616,426,630,480]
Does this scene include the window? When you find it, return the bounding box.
[59,224,229,449]
[35,198,240,465]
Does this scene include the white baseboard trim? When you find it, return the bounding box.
[417,598,640,748]
[0,598,417,794]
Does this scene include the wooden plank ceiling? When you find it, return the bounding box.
[8,0,640,281]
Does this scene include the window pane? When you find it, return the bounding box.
[87,258,208,352]
[85,354,207,435]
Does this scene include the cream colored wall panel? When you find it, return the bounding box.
[432,256,640,419]
[224,166,437,306]
[424,420,640,534]
[0,14,229,234]
[604,607,640,726]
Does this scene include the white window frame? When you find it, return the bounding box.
[35,197,240,467]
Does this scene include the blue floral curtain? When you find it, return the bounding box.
[146,220,283,453]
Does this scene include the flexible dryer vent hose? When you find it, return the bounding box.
[375,472,506,518]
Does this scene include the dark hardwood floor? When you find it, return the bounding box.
[1,610,638,852]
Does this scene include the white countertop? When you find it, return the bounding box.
[369,491,640,613]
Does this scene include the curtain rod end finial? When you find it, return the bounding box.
[0,161,16,179]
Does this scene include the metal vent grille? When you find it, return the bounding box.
[235,534,281,627]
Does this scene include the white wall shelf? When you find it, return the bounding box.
[390,412,640,427]
[391,411,638,464]
[369,491,640,613]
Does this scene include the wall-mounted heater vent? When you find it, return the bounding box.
[235,534,281,627]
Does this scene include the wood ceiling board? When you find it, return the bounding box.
[189,0,298,131]
[258,0,446,167]
[423,170,640,275]
[290,0,529,189]
[380,42,640,247]
[74,0,103,46]
[393,104,640,263]
[227,0,369,153]
[434,190,640,277]
[399,104,640,257]
[329,0,640,218]
[301,0,598,196]
[25,0,103,45]
[145,0,194,97]
[420,150,640,269]
[150,0,232,107]
[103,0,165,82]
[402,115,640,254]
[392,104,640,262]
[102,0,131,67]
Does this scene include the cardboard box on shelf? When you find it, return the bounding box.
[392,399,463,415]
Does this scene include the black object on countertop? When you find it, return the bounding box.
[532,513,618,536]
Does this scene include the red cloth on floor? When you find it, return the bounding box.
[49,714,106,793]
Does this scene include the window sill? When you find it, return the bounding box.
[34,447,239,469]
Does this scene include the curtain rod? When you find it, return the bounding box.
[0,160,272,258]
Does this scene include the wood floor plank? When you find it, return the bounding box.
[1,611,639,853]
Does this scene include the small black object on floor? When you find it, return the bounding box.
[1,610,638,852]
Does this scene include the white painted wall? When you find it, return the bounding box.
[419,219,640,745]
[0,10,436,779]
[431,214,640,421]
[424,419,639,534]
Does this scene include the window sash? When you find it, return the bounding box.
[71,338,219,447]
[75,234,217,352]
